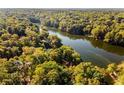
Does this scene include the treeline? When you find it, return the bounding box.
[0,11,124,85]
[42,10,124,47]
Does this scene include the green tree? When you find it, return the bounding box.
[31,61,70,85]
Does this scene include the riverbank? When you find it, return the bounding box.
[48,29,124,67]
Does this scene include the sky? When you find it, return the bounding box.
[0,0,123,8]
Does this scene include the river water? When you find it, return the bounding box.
[48,30,124,67]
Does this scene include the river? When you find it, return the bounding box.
[48,29,124,67]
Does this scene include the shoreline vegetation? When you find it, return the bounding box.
[43,10,124,47]
[0,9,124,85]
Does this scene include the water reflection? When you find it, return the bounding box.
[48,30,124,67]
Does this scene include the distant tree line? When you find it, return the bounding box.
[42,10,124,47]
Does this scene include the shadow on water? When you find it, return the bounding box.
[48,29,124,67]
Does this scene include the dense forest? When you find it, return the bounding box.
[0,9,124,85]
[43,9,124,46]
